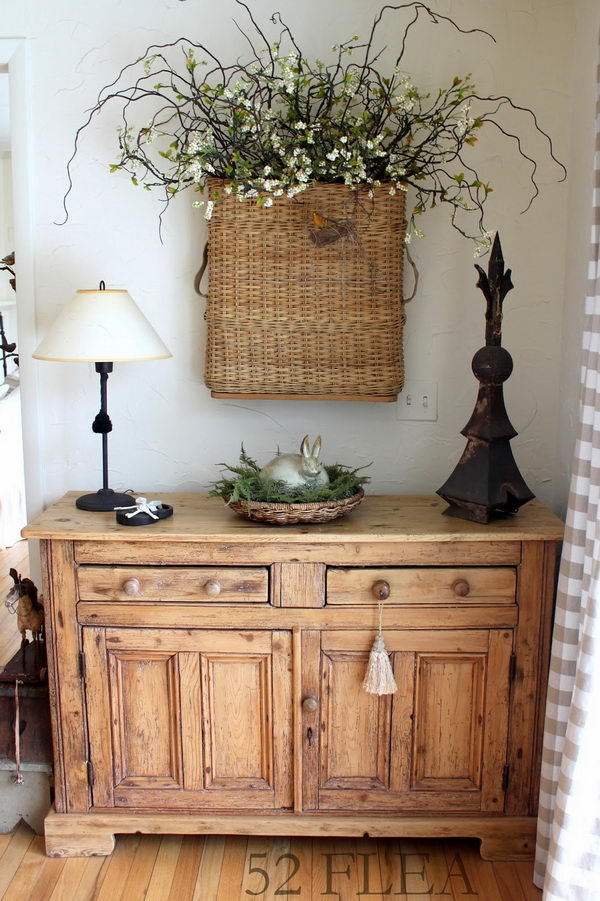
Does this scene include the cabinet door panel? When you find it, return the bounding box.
[179,652,203,791]
[311,629,512,813]
[321,652,391,791]
[83,627,292,810]
[202,653,272,790]
[111,651,182,789]
[413,654,485,791]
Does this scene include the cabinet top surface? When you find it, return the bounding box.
[23,492,564,543]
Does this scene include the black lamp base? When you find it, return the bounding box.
[76,489,134,512]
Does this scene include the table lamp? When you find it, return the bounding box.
[33,281,172,511]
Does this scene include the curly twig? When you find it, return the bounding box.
[56,1,565,246]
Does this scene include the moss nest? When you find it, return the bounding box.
[209,447,370,506]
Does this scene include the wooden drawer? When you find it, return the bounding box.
[77,566,269,603]
[326,567,516,605]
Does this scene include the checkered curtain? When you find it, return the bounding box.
[534,44,600,898]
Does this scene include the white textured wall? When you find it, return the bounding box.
[0,148,18,370]
[0,152,14,311]
[554,0,600,515]
[0,0,590,511]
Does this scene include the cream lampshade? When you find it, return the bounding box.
[33,287,171,362]
[33,282,172,511]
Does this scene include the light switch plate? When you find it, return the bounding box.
[397,380,438,421]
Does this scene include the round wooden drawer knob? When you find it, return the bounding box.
[452,579,470,597]
[372,580,391,601]
[122,578,141,597]
[302,696,319,713]
[204,579,222,597]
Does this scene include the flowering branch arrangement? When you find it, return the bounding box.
[61,1,565,252]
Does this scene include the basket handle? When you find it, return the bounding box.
[195,237,418,302]
[404,245,419,303]
[194,241,209,297]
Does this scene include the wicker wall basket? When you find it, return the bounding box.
[204,179,406,402]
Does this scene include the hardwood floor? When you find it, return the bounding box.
[0,542,542,899]
[0,827,542,900]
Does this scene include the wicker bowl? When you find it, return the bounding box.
[226,490,365,525]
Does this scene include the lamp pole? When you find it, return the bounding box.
[94,361,113,492]
[75,360,134,511]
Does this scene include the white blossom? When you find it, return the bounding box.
[455,102,475,137]
[473,229,495,257]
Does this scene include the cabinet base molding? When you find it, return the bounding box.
[44,810,537,861]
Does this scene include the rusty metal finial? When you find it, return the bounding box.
[437,233,534,523]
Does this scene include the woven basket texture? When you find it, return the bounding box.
[227,489,365,525]
[205,180,406,398]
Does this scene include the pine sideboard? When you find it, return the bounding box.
[23,492,563,859]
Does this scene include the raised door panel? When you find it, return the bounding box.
[412,654,485,792]
[111,650,182,790]
[201,652,273,791]
[314,629,511,813]
[83,627,292,810]
[320,652,391,791]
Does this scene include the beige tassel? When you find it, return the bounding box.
[362,602,397,695]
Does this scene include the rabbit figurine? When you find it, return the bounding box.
[260,435,330,489]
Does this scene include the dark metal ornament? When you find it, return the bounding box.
[437,233,534,524]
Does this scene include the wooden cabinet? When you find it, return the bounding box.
[23,493,563,860]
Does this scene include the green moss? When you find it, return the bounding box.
[208,446,370,505]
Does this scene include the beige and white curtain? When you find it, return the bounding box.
[534,46,600,899]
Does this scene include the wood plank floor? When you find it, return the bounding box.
[0,542,542,899]
[0,826,542,900]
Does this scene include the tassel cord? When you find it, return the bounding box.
[362,597,397,696]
